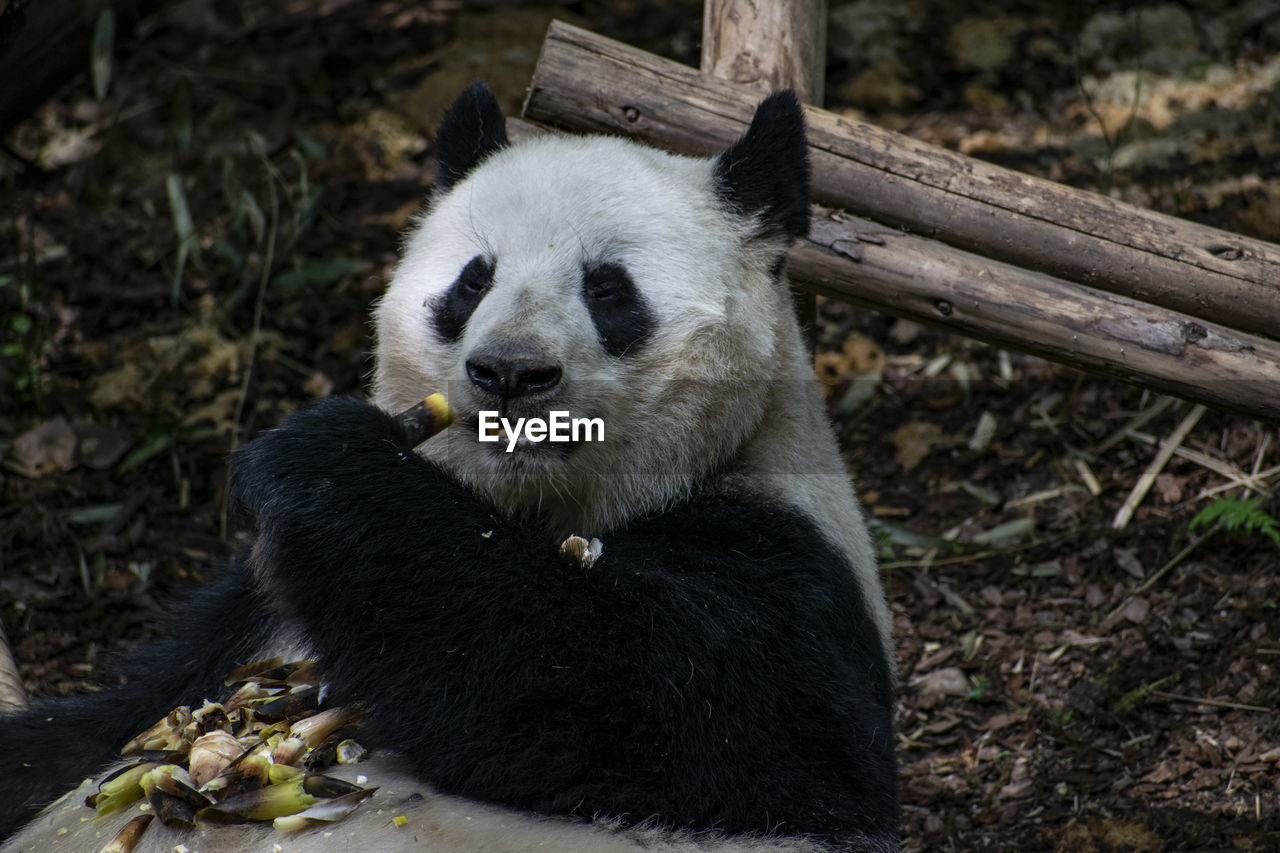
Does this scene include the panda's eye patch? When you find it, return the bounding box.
[458,256,494,294]
[583,264,625,300]
[581,261,653,358]
[430,254,495,343]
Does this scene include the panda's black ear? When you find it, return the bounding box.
[435,81,509,191]
[713,91,811,239]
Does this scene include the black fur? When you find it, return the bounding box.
[435,81,508,192]
[431,253,495,343]
[466,352,563,399]
[0,398,897,848]
[225,397,897,845]
[581,261,655,358]
[713,91,811,239]
[0,562,274,838]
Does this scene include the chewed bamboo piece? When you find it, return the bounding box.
[393,393,455,447]
[79,400,452,846]
[86,659,375,841]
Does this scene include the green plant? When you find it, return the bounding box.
[1190,496,1280,549]
[0,275,46,405]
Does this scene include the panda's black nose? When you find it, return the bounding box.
[466,355,562,399]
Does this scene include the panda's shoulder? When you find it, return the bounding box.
[614,490,851,577]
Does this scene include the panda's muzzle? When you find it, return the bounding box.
[466,354,563,400]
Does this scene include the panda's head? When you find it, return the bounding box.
[373,82,811,537]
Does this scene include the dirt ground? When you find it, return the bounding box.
[2,1,1278,850]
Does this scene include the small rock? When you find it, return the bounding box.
[1121,597,1150,624]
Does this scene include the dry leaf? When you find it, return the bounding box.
[1113,548,1145,580]
[6,417,77,478]
[77,422,133,470]
[912,666,969,709]
[814,351,848,397]
[1154,473,1186,503]
[893,421,942,471]
[842,335,885,374]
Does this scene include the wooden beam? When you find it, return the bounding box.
[796,208,1280,421]
[701,0,826,105]
[518,20,1280,420]
[525,21,1280,343]
[701,0,826,347]
[508,113,1280,421]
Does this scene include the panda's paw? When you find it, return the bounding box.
[231,396,409,527]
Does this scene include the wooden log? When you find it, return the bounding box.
[507,114,1280,421]
[701,0,826,105]
[701,0,826,345]
[797,208,1280,421]
[524,21,1280,342]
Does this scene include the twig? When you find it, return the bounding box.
[1092,396,1176,455]
[1196,463,1280,500]
[1132,525,1217,595]
[879,532,1077,571]
[1148,690,1272,714]
[1072,457,1102,497]
[1072,8,1144,194]
[1253,432,1272,478]
[1126,429,1255,485]
[1006,486,1084,510]
[1102,481,1219,624]
[1124,422,1278,500]
[1113,403,1206,529]
[1115,674,1177,712]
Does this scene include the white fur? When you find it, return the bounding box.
[374,133,890,643]
[6,131,892,853]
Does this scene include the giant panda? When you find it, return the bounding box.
[0,82,897,853]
